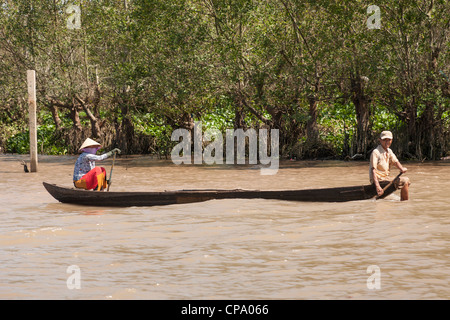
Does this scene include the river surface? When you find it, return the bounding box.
[0,154,449,300]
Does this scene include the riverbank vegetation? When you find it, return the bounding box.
[1,0,448,160]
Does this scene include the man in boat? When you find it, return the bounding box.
[73,138,121,191]
[370,131,410,201]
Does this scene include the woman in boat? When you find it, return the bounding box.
[73,138,121,191]
[369,131,410,201]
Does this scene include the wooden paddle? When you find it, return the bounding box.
[107,151,117,192]
[374,171,403,200]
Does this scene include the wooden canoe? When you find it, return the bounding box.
[43,180,399,207]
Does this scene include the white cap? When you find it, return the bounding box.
[380,131,393,140]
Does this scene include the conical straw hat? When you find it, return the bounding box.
[79,138,101,152]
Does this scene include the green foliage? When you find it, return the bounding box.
[201,106,235,132]
[372,106,399,134]
[319,102,356,154]
[133,112,172,143]
[5,112,68,154]
[0,0,449,159]
[6,125,68,155]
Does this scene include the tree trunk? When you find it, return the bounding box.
[75,94,102,139]
[117,104,135,153]
[354,96,370,157]
[233,91,246,129]
[350,73,371,158]
[306,95,319,142]
[69,106,83,132]
[49,104,62,132]
[405,102,419,159]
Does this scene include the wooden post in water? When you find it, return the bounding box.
[27,70,38,172]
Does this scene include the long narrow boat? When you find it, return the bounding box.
[43,180,398,207]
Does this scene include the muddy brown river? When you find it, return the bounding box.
[0,154,448,299]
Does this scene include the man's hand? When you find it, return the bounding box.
[376,184,384,196]
[395,161,407,174]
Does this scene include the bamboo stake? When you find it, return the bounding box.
[27,70,38,172]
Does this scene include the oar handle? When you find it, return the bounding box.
[107,151,117,192]
[375,171,403,199]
